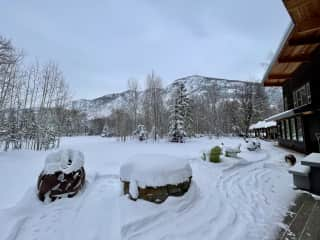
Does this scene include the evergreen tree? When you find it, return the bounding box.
[168,82,192,142]
[133,124,147,141]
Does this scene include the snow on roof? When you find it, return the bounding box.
[249,120,277,130]
[43,149,84,174]
[120,154,192,188]
[265,109,295,122]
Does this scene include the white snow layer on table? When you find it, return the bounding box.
[288,163,310,176]
[43,149,84,174]
[249,120,277,130]
[120,154,192,188]
[224,144,241,153]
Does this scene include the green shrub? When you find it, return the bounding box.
[210,146,222,163]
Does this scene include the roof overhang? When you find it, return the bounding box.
[263,0,320,87]
[265,109,295,121]
[249,120,277,130]
[265,104,315,121]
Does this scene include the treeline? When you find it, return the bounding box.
[0,36,87,151]
[0,35,280,149]
[92,73,280,141]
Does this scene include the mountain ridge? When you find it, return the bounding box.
[72,75,282,119]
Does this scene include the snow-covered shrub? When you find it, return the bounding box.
[101,125,113,137]
[247,141,261,151]
[133,124,147,141]
[225,144,241,158]
[210,146,222,163]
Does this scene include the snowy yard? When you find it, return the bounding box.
[0,136,301,240]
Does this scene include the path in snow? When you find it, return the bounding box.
[121,146,296,240]
[0,174,120,240]
[0,137,299,240]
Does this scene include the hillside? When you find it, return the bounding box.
[72,75,282,119]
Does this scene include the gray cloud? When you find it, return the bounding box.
[0,0,291,99]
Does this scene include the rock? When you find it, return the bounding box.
[122,177,192,204]
[120,154,192,203]
[285,154,296,166]
[37,167,85,202]
[37,149,86,202]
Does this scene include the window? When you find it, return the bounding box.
[293,91,297,108]
[306,82,311,104]
[285,119,291,140]
[284,96,288,110]
[291,118,297,141]
[293,82,312,108]
[277,123,281,139]
[281,120,286,139]
[296,116,304,142]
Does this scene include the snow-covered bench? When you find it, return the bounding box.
[288,163,310,190]
[225,144,241,158]
[120,154,192,203]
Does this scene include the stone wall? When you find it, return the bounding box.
[122,177,192,203]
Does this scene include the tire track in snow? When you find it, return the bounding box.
[122,148,290,240]
[215,151,281,238]
[122,181,229,240]
[122,163,247,240]
[3,216,28,240]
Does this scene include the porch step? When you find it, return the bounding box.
[299,201,320,240]
[278,193,320,240]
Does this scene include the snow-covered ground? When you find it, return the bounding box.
[0,136,302,240]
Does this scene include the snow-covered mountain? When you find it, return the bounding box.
[72,75,282,119]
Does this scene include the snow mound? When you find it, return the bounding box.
[43,149,84,174]
[225,144,241,153]
[246,141,261,151]
[120,154,192,188]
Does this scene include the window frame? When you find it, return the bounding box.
[290,118,297,141]
[293,82,311,108]
[285,119,291,140]
[281,120,286,139]
[296,116,304,143]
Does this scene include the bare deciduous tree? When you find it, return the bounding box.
[144,71,164,141]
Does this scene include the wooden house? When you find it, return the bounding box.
[263,0,320,153]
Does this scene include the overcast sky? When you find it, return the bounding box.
[0,0,291,99]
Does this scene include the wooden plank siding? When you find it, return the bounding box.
[262,0,320,154]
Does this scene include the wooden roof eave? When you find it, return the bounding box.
[262,23,295,86]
